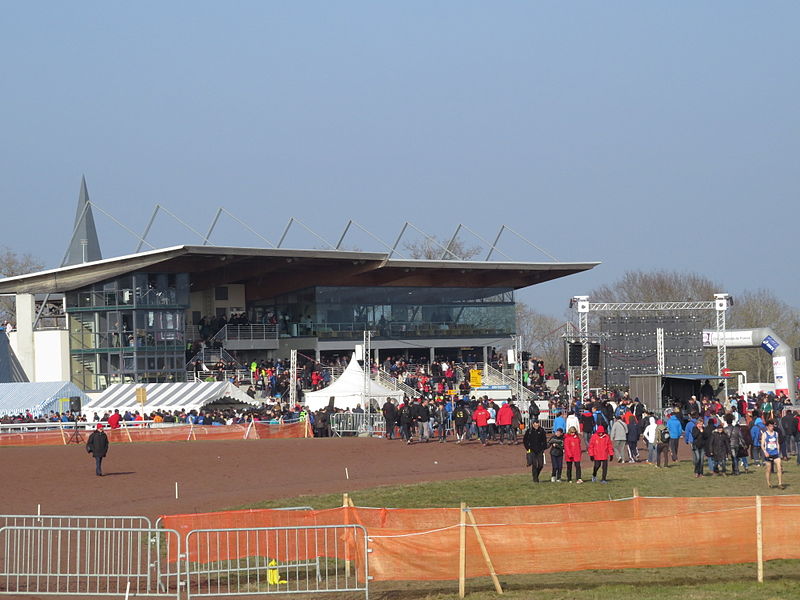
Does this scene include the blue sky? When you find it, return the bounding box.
[2,1,798,317]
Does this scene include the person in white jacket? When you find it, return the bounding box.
[643,415,658,464]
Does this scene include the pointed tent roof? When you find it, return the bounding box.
[303,354,403,412]
[0,332,28,383]
[64,176,102,266]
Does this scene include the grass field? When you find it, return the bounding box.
[237,457,800,599]
[242,455,798,510]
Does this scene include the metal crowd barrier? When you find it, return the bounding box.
[0,525,181,598]
[0,515,152,530]
[0,517,370,599]
[328,411,559,437]
[329,413,386,437]
[184,525,369,599]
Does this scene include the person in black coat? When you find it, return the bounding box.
[523,421,548,483]
[382,400,398,440]
[86,423,109,477]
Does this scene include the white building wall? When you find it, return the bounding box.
[32,329,70,382]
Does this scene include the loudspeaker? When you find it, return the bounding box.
[567,343,582,367]
[69,396,81,413]
[588,343,601,368]
[794,347,800,362]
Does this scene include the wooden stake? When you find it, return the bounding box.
[459,502,466,599]
[756,495,763,583]
[124,423,133,443]
[59,423,67,445]
[467,506,503,594]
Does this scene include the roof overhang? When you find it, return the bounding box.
[0,245,600,296]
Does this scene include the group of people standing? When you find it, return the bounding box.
[523,420,614,484]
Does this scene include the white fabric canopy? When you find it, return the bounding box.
[84,381,258,415]
[0,382,90,416]
[304,355,403,412]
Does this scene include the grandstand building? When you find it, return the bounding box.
[0,188,599,391]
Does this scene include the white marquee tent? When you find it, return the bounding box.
[83,381,258,415]
[303,355,403,412]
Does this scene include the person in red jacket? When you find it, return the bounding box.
[472,403,491,446]
[496,402,514,445]
[107,409,122,430]
[564,426,584,483]
[588,425,614,483]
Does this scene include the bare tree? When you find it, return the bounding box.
[728,289,800,383]
[591,269,722,302]
[516,303,567,370]
[0,246,44,323]
[404,235,481,260]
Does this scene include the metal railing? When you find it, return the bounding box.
[330,413,386,437]
[0,525,182,598]
[184,525,369,599]
[209,324,279,344]
[0,515,152,530]
[372,370,417,398]
[185,348,242,371]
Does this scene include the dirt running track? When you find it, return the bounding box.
[0,437,566,519]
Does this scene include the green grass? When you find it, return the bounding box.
[238,458,798,511]
[233,459,800,599]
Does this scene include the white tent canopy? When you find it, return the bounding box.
[84,381,259,415]
[304,354,403,412]
[0,382,91,417]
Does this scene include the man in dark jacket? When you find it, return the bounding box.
[523,421,548,483]
[691,420,710,477]
[86,423,109,476]
[382,399,398,440]
[708,424,731,475]
[398,400,414,444]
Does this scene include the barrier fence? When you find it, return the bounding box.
[0,420,311,447]
[0,525,182,598]
[159,496,800,592]
[3,497,800,598]
[329,412,554,438]
[184,525,368,599]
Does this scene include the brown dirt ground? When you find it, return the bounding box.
[0,436,677,520]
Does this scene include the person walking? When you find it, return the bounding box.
[690,419,709,478]
[453,402,470,443]
[643,415,658,464]
[564,426,584,483]
[523,420,548,483]
[609,417,628,464]
[667,412,683,461]
[761,420,784,489]
[588,425,614,483]
[472,403,491,446]
[496,401,514,445]
[86,423,109,477]
[654,419,671,468]
[548,428,565,482]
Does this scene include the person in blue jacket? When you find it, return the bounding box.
[750,412,766,467]
[667,412,684,462]
[552,410,566,435]
[684,413,697,448]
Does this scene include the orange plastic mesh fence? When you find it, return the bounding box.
[160,496,800,580]
[0,421,310,447]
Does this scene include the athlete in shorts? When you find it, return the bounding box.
[761,420,784,489]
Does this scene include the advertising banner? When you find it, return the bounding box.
[761,335,780,355]
[773,355,789,395]
[701,330,754,347]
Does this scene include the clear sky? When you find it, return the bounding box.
[2,1,798,317]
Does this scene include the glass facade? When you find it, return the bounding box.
[66,272,190,391]
[252,286,515,339]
